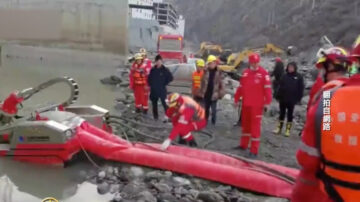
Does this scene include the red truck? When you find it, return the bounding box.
[158,34,186,64]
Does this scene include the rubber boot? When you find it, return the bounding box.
[247,152,258,159]
[285,122,292,137]
[178,137,187,145]
[142,109,148,115]
[272,121,284,135]
[135,108,141,113]
[188,139,198,147]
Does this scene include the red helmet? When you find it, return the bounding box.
[167,93,184,108]
[315,47,349,68]
[249,53,260,64]
[275,57,282,62]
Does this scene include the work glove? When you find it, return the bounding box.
[161,138,172,151]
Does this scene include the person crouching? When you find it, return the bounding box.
[160,93,207,150]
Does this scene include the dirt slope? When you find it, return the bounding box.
[176,0,360,51]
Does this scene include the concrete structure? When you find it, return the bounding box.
[128,18,161,53]
[128,0,154,20]
[154,1,179,30]
[0,0,128,54]
[177,15,185,36]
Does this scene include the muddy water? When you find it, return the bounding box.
[0,47,124,201]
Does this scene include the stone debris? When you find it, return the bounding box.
[89,165,290,202]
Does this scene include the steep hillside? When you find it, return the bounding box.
[176,0,360,52]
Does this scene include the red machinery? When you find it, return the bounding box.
[158,34,187,63]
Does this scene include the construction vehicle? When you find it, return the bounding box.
[258,43,284,55]
[218,49,254,72]
[218,43,284,72]
[158,34,186,64]
[194,42,225,60]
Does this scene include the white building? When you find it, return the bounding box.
[129,0,185,36]
[128,0,154,20]
[177,15,185,36]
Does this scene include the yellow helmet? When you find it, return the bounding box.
[167,93,180,108]
[139,48,147,56]
[134,53,143,61]
[207,55,217,64]
[196,59,205,67]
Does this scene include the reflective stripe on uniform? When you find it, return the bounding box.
[251,137,261,141]
[178,116,188,124]
[299,141,320,157]
[193,122,198,130]
[242,133,251,137]
[264,85,271,88]
[183,133,192,140]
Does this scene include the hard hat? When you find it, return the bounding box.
[139,48,147,56]
[275,57,282,62]
[249,53,260,64]
[350,35,360,60]
[134,53,143,61]
[168,93,181,108]
[315,47,349,68]
[196,59,205,67]
[207,55,217,64]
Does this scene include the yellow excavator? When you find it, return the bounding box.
[195,42,224,59]
[218,43,284,72]
[253,43,284,55]
[218,49,254,72]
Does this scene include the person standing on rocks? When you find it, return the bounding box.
[192,59,205,104]
[271,57,285,97]
[199,55,225,125]
[234,53,272,158]
[160,93,207,150]
[129,53,149,114]
[273,62,304,136]
[291,47,352,202]
[139,48,152,75]
[148,55,173,120]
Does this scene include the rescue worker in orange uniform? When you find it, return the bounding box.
[291,47,354,202]
[160,93,207,150]
[234,53,272,158]
[129,53,149,114]
[192,59,205,103]
[139,48,152,75]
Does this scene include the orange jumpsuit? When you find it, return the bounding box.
[292,77,351,202]
[129,62,149,111]
[166,96,207,142]
[234,66,272,154]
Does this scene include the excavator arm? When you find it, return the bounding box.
[218,50,254,72]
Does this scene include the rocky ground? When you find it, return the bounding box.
[80,163,287,202]
[96,55,319,201]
